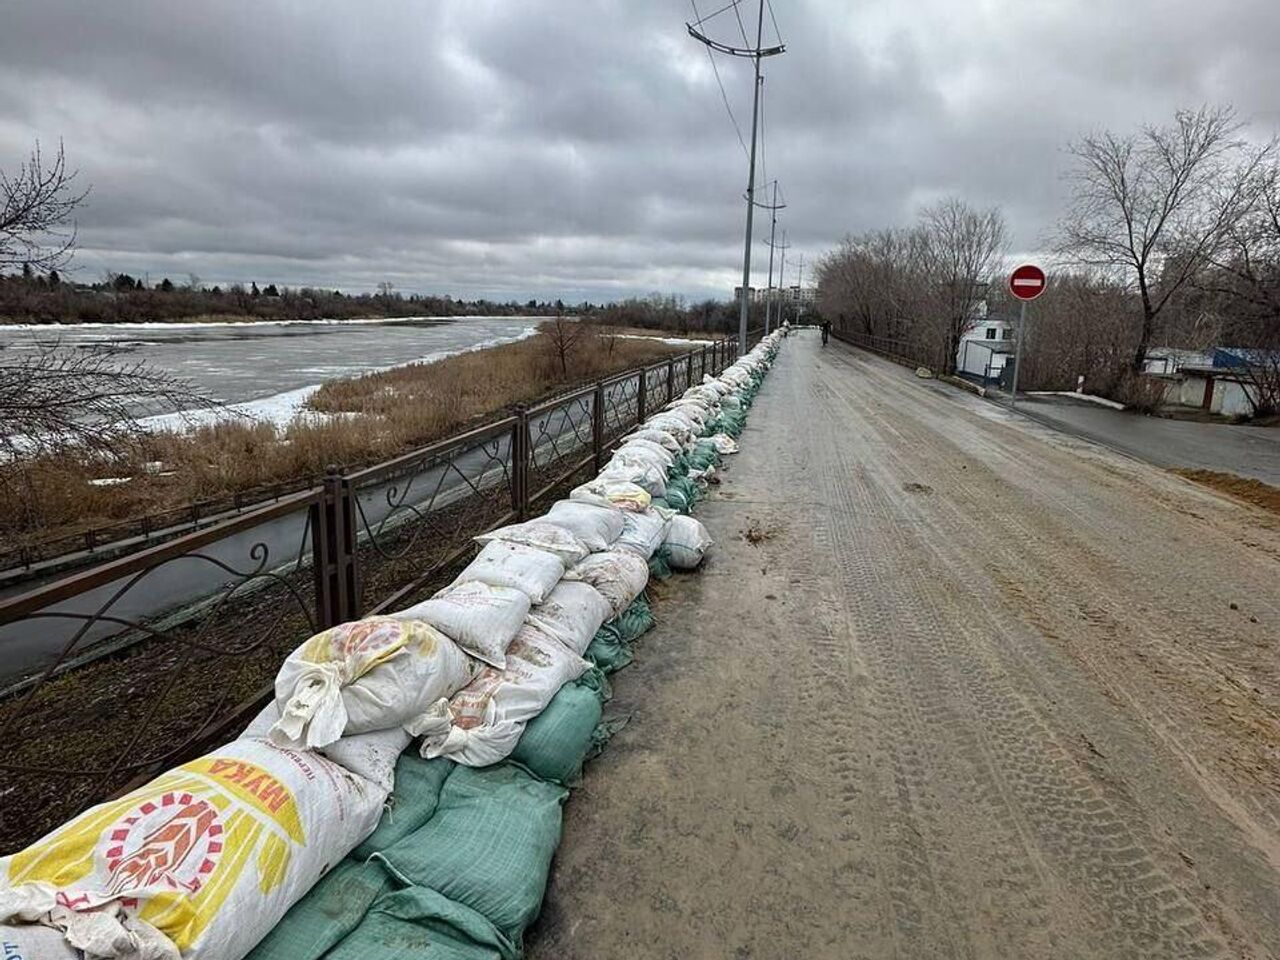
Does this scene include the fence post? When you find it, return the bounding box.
[592,381,606,473]
[637,368,647,424]
[686,352,695,391]
[666,358,676,405]
[511,405,530,521]
[701,345,708,380]
[312,466,359,629]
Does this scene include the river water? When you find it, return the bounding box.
[0,316,542,427]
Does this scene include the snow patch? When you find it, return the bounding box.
[1027,391,1126,411]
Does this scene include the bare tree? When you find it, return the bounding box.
[0,348,209,462]
[1058,105,1271,372]
[919,198,1007,373]
[1,140,89,273]
[544,316,585,377]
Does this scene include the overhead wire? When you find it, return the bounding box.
[689,0,751,160]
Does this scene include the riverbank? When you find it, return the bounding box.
[1,325,681,554]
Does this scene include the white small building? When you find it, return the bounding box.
[956,317,1015,381]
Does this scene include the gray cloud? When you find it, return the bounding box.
[2,0,1278,301]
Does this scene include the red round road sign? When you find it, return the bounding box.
[1009,264,1046,302]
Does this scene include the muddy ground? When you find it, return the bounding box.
[526,332,1280,960]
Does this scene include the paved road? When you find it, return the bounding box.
[528,332,1280,959]
[1015,393,1280,486]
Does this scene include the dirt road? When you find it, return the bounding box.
[527,331,1280,959]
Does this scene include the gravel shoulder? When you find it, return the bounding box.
[526,331,1280,960]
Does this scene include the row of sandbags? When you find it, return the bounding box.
[0,332,784,960]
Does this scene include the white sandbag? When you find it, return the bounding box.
[241,702,411,793]
[627,428,682,454]
[564,550,650,616]
[270,617,476,750]
[664,514,714,569]
[544,499,625,551]
[569,477,651,513]
[454,539,565,603]
[616,437,674,468]
[473,519,589,566]
[0,738,385,960]
[599,456,667,499]
[667,399,711,426]
[614,507,673,560]
[710,434,739,455]
[645,412,698,444]
[414,623,589,768]
[0,922,82,960]
[525,580,612,656]
[389,580,531,668]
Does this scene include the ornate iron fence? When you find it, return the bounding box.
[0,336,738,849]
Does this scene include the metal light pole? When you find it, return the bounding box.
[763,180,778,335]
[687,1,784,355]
[777,229,787,328]
[1010,300,1027,408]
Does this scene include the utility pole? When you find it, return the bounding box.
[759,180,785,335]
[794,253,805,325]
[763,229,790,332]
[777,230,787,329]
[687,1,785,354]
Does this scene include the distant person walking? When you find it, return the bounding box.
[821,321,830,346]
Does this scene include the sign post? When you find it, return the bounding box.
[1007,264,1046,408]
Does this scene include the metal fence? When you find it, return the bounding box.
[0,336,739,849]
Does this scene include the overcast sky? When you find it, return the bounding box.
[3,0,1278,302]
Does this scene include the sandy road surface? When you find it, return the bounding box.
[527,331,1280,960]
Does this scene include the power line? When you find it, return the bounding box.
[731,1,752,47]
[691,0,741,28]
[766,0,783,47]
[690,1,750,159]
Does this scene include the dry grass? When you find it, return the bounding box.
[1,326,680,549]
[1172,469,1280,516]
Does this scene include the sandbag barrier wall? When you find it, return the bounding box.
[0,337,740,852]
[0,333,785,960]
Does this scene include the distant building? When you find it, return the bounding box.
[955,312,1014,382]
[734,286,763,304]
[785,285,817,304]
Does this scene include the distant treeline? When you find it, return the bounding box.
[0,270,566,323]
[0,272,814,331]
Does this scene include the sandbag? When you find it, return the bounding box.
[563,551,649,616]
[525,580,612,656]
[597,458,666,499]
[510,671,611,785]
[569,477,651,513]
[416,623,589,768]
[625,428,682,454]
[322,886,513,960]
[454,540,565,604]
[616,436,675,467]
[543,499,624,552]
[374,764,567,945]
[583,623,634,674]
[241,701,411,792]
[473,519,589,566]
[664,515,714,569]
[270,618,476,750]
[351,754,455,861]
[391,580,531,668]
[0,738,385,960]
[709,433,739,454]
[244,859,390,960]
[613,507,673,561]
[614,594,656,643]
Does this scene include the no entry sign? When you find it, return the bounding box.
[1009,264,1046,301]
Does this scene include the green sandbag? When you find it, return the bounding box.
[325,886,514,960]
[510,676,604,785]
[352,755,455,860]
[246,859,391,960]
[584,623,634,673]
[614,594,655,643]
[375,764,568,945]
[648,545,673,581]
[664,475,699,514]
